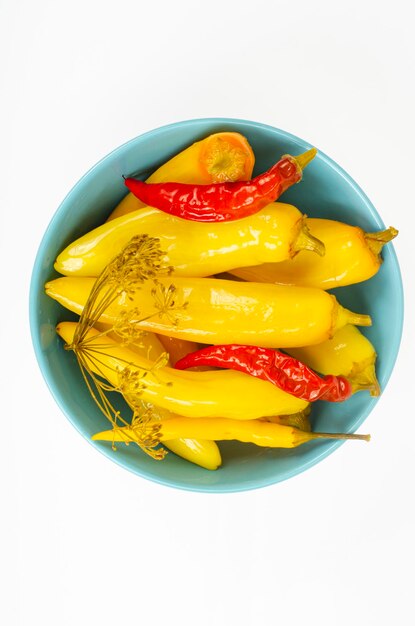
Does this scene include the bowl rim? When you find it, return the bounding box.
[29,117,404,493]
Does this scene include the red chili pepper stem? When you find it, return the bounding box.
[291,147,317,171]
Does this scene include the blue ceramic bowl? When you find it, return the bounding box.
[30,118,403,492]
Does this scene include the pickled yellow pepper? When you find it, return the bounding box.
[54,203,324,278]
[92,419,370,449]
[46,276,372,348]
[57,322,308,419]
[99,327,221,469]
[108,132,255,220]
[231,218,398,289]
[286,325,380,396]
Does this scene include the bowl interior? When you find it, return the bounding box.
[30,118,403,492]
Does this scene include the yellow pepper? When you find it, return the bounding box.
[92,418,370,449]
[56,322,308,419]
[286,324,380,396]
[46,275,372,348]
[231,219,398,289]
[97,326,221,469]
[108,132,255,220]
[54,203,324,278]
[156,334,197,363]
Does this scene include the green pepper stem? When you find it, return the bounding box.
[293,429,371,447]
[350,363,381,397]
[365,227,399,256]
[335,303,372,331]
[292,218,326,257]
[344,310,372,327]
[310,432,370,442]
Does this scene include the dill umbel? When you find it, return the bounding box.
[63,235,185,459]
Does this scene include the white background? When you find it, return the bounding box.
[2,1,415,625]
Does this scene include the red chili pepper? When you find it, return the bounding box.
[124,148,317,222]
[174,344,352,402]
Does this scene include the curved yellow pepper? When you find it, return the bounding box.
[286,325,380,396]
[101,327,221,469]
[92,418,369,449]
[57,322,308,419]
[46,276,371,348]
[108,132,255,220]
[231,219,398,289]
[54,203,324,278]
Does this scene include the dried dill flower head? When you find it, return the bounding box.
[106,234,173,295]
[65,234,178,460]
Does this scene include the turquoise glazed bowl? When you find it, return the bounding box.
[30,118,403,492]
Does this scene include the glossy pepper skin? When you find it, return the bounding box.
[56,323,309,419]
[124,148,317,222]
[174,344,352,402]
[97,326,222,470]
[46,276,372,349]
[92,419,370,449]
[156,335,198,365]
[286,325,381,396]
[155,334,211,371]
[108,132,255,221]
[231,219,398,289]
[54,203,324,278]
